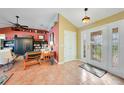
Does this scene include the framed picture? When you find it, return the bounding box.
[39,35,44,40]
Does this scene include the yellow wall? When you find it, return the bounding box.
[59,14,78,62]
[78,11,124,59]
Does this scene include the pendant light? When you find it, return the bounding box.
[82,8,90,23]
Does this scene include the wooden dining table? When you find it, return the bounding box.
[23,51,54,69]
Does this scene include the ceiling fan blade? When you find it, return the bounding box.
[6,16,29,29]
[8,21,16,25]
[8,21,21,28]
[21,25,28,28]
[19,25,28,29]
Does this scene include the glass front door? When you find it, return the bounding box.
[87,27,108,69]
[90,31,102,62]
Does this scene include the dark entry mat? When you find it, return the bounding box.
[79,63,107,78]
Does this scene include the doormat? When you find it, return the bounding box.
[0,73,14,85]
[79,63,107,78]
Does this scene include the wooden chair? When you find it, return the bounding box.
[40,51,51,64]
[40,51,55,65]
[23,51,41,70]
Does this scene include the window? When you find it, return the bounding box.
[90,31,102,62]
[112,28,119,67]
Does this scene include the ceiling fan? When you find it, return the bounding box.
[9,16,28,29]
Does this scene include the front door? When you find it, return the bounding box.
[87,26,108,70]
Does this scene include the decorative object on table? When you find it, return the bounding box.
[0,73,14,85]
[23,51,41,70]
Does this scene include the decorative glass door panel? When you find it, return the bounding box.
[81,31,88,62]
[83,33,86,58]
[108,21,122,77]
[112,27,119,67]
[90,31,102,62]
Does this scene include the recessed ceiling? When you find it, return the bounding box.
[0,8,123,29]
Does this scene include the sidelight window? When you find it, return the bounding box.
[112,28,119,67]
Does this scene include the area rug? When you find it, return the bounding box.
[0,73,14,85]
[79,63,107,78]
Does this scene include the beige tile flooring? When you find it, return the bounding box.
[1,56,124,85]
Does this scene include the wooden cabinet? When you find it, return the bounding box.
[14,37,33,55]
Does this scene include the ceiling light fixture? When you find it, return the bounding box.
[82,8,90,23]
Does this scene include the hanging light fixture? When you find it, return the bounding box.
[82,8,90,23]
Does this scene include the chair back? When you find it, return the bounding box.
[41,51,51,61]
[0,48,13,64]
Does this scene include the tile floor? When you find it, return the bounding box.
[0,56,124,85]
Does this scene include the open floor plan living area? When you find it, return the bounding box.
[0,8,124,85]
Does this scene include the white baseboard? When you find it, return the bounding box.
[58,58,82,64]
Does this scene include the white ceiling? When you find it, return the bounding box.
[60,8,124,27]
[0,8,123,29]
